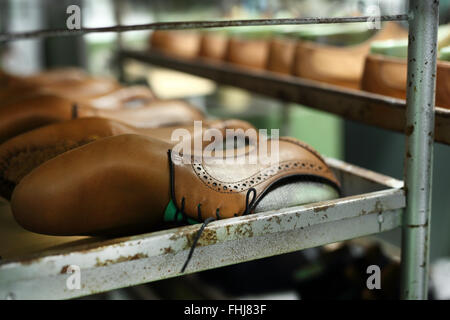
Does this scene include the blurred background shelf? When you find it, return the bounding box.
[119,49,450,146]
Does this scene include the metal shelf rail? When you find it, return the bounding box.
[0,0,440,300]
[0,15,409,43]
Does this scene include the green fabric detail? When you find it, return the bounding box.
[164,200,199,225]
[293,262,325,281]
[440,46,450,61]
[286,23,374,45]
[370,24,450,59]
[226,26,276,39]
[370,39,408,58]
[164,199,178,222]
[204,23,372,43]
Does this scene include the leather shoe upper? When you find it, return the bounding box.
[0,94,204,143]
[0,117,254,200]
[0,74,120,107]
[11,133,340,236]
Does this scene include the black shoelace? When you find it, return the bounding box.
[167,149,257,273]
[71,103,78,119]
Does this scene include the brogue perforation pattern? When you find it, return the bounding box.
[192,159,330,194]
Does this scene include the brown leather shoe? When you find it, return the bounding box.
[87,86,155,109]
[267,38,296,74]
[150,31,201,58]
[0,94,204,143]
[292,22,408,89]
[0,117,254,200]
[0,74,120,107]
[361,54,450,109]
[0,68,87,88]
[199,32,229,61]
[11,134,340,236]
[2,84,155,110]
[226,36,270,70]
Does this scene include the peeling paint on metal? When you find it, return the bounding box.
[95,253,148,267]
[313,203,336,213]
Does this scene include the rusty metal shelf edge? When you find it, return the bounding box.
[0,158,405,300]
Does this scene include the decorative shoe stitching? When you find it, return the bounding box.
[192,159,330,194]
[167,149,257,273]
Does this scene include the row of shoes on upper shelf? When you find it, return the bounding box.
[150,22,450,109]
[0,68,341,237]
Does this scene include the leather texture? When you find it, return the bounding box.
[171,136,340,221]
[0,117,255,200]
[199,32,229,60]
[0,73,120,107]
[226,37,270,70]
[0,93,204,143]
[11,134,340,236]
[150,31,201,58]
[87,86,156,109]
[361,54,450,109]
[0,68,88,88]
[267,38,296,74]
[292,22,408,89]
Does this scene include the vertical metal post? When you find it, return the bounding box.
[114,0,124,51]
[114,0,125,82]
[401,0,439,300]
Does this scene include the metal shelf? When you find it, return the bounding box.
[120,2,442,299]
[0,0,440,300]
[119,49,450,146]
[0,158,404,300]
